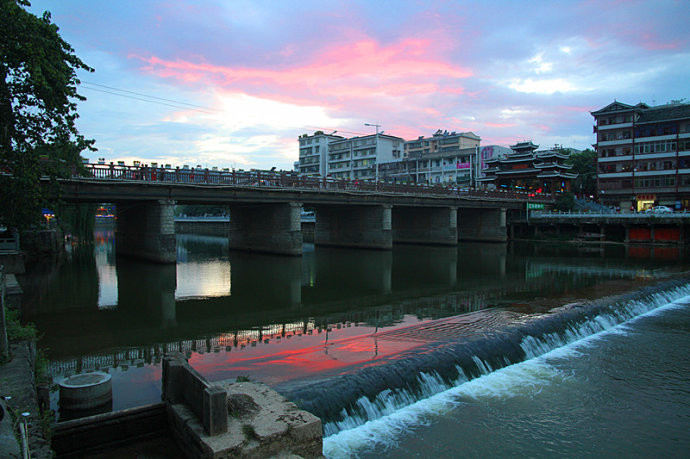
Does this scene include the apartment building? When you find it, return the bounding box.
[326,133,404,180]
[296,131,404,179]
[297,131,343,176]
[381,130,481,185]
[592,101,690,210]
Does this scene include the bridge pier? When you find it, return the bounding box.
[315,204,392,250]
[116,200,176,263]
[392,206,458,245]
[458,208,507,242]
[228,202,302,256]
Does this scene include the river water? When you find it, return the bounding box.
[19,226,690,456]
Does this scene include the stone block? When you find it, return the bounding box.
[202,386,228,436]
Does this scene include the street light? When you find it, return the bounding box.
[364,123,381,182]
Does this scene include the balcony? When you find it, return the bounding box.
[598,171,633,178]
[596,122,633,131]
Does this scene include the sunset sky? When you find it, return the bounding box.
[29,0,690,171]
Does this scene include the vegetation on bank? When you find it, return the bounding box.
[566,149,597,198]
[1,308,54,442]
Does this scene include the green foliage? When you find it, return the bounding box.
[566,149,597,198]
[554,191,576,212]
[59,203,96,240]
[0,0,95,231]
[235,375,251,382]
[4,309,38,341]
[34,348,51,386]
[40,409,54,443]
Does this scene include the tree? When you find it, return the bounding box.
[0,0,94,230]
[554,191,576,212]
[566,149,597,199]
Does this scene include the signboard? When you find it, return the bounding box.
[527,202,545,210]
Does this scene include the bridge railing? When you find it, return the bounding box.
[530,210,690,219]
[79,163,554,203]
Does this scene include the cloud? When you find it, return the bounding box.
[135,37,472,106]
[507,78,577,95]
[28,0,690,169]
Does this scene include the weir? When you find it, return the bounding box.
[274,277,690,436]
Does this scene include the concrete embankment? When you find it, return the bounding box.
[0,341,53,458]
[48,352,323,458]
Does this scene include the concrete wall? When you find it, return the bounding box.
[116,200,176,263]
[228,202,302,256]
[458,208,507,242]
[392,206,458,245]
[314,204,392,249]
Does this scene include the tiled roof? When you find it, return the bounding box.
[637,103,690,123]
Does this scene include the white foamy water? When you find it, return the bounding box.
[323,286,690,458]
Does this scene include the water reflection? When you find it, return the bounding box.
[18,228,690,416]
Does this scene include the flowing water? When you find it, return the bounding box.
[19,225,690,456]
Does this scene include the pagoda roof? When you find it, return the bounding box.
[510,141,539,151]
[495,168,540,175]
[498,154,535,163]
[537,171,578,179]
[534,162,574,170]
[535,151,570,160]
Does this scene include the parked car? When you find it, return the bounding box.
[646,206,673,213]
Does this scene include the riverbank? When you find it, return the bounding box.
[0,341,52,458]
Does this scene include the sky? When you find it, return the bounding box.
[29,0,690,171]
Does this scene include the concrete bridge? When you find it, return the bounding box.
[51,164,553,262]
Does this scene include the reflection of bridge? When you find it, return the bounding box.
[51,164,553,261]
[45,270,598,379]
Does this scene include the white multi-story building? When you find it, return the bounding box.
[296,131,404,180]
[380,130,481,185]
[327,134,404,180]
[297,131,343,176]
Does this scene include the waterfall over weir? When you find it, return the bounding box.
[274,278,690,444]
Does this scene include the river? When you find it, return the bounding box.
[19,226,690,456]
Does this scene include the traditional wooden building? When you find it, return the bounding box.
[477,141,577,194]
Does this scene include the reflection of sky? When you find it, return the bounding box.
[175,260,231,299]
[95,232,118,309]
[92,230,232,303]
[189,315,424,386]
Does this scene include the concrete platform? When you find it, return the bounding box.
[169,380,322,458]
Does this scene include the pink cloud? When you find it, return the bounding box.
[636,32,684,51]
[134,37,472,107]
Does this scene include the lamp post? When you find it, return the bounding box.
[364,123,381,182]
